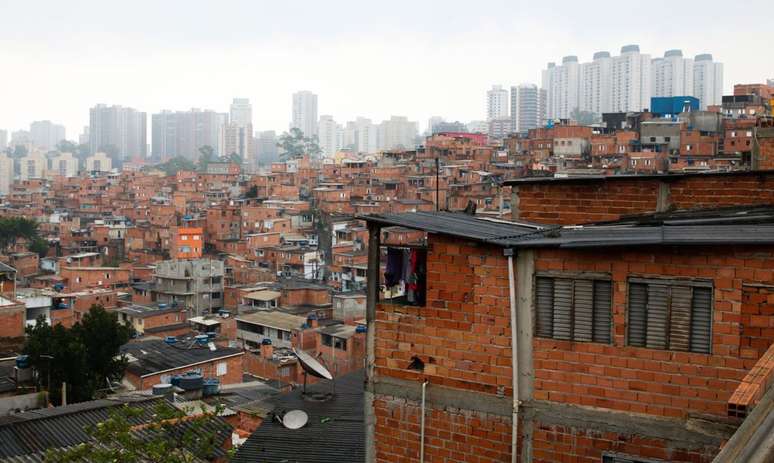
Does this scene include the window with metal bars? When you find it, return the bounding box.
[627,278,713,354]
[535,276,612,343]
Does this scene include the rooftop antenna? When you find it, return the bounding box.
[292,348,333,397]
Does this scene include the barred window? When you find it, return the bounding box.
[627,278,712,354]
[535,276,612,343]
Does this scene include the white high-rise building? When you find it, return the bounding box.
[0,130,7,150]
[291,91,318,137]
[377,116,418,151]
[427,116,444,135]
[30,120,66,151]
[19,151,47,180]
[511,84,547,134]
[86,152,112,172]
[229,98,252,127]
[466,120,488,134]
[0,153,13,196]
[318,115,341,158]
[693,54,724,109]
[49,152,78,178]
[652,49,694,98]
[354,117,377,154]
[89,104,147,160]
[580,52,613,116]
[542,56,581,120]
[611,45,651,113]
[486,85,509,121]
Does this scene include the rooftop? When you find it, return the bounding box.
[232,369,364,463]
[235,311,308,332]
[121,339,243,378]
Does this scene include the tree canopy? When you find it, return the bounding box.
[45,401,232,463]
[277,128,321,160]
[152,156,197,176]
[23,305,132,405]
[0,216,45,255]
[570,107,600,126]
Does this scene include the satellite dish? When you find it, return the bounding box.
[282,410,309,429]
[292,348,333,380]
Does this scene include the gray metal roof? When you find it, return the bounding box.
[358,211,547,246]
[121,339,243,377]
[0,262,16,274]
[503,169,774,186]
[232,369,364,463]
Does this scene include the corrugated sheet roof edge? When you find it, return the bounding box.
[503,169,774,186]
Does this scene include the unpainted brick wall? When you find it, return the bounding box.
[375,235,513,396]
[373,394,513,463]
[534,246,774,419]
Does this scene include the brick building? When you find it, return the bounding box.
[359,171,774,462]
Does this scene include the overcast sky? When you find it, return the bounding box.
[1,0,771,138]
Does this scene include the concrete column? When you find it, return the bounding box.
[511,186,521,220]
[516,249,535,463]
[365,221,381,463]
[656,180,671,213]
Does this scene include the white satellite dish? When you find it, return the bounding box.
[292,348,333,380]
[282,410,309,430]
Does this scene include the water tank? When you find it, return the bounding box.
[170,375,182,387]
[158,303,168,309]
[152,383,173,396]
[177,372,204,391]
[15,355,30,369]
[202,378,220,396]
[164,336,177,345]
[206,331,217,340]
[261,338,272,345]
[195,334,209,345]
[355,325,367,334]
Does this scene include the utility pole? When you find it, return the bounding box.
[435,157,440,211]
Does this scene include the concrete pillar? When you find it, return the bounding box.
[656,180,672,213]
[516,249,535,463]
[365,221,381,463]
[511,186,521,220]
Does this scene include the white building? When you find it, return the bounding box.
[426,116,444,135]
[0,153,13,196]
[0,130,7,150]
[611,45,651,113]
[30,120,66,152]
[49,152,78,178]
[291,91,318,137]
[19,152,47,180]
[580,51,613,116]
[542,56,581,120]
[377,116,418,151]
[693,54,724,109]
[652,49,694,98]
[466,120,488,134]
[488,118,513,140]
[318,115,341,158]
[229,98,252,127]
[85,152,112,172]
[510,84,546,134]
[486,85,509,121]
[348,117,377,154]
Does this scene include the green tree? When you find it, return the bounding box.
[56,140,79,153]
[151,156,197,176]
[23,306,132,405]
[570,107,600,126]
[197,145,215,171]
[244,185,259,198]
[11,145,28,158]
[0,216,40,253]
[28,236,50,257]
[227,152,243,166]
[45,401,231,463]
[277,128,321,160]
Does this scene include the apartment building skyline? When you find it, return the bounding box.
[510,83,546,134]
[88,104,147,161]
[29,120,66,152]
[486,84,509,121]
[151,108,224,160]
[291,91,318,138]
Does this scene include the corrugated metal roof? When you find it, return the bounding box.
[358,212,546,246]
[503,169,774,186]
[235,311,307,332]
[121,339,243,378]
[232,369,364,463]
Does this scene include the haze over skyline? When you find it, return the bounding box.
[1,0,771,138]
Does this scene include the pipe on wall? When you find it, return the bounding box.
[507,252,520,463]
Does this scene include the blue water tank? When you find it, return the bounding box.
[206,331,217,340]
[164,336,177,345]
[202,378,220,396]
[152,383,173,396]
[158,303,168,309]
[261,338,272,345]
[195,334,209,345]
[177,372,204,391]
[16,355,30,369]
[355,325,367,334]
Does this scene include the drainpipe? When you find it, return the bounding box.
[506,249,520,463]
[420,380,428,463]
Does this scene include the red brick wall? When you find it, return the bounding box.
[0,304,25,337]
[740,285,774,360]
[375,235,513,396]
[532,423,717,463]
[374,395,513,463]
[670,174,774,209]
[533,246,774,419]
[516,181,660,224]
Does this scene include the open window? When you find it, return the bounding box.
[381,246,427,306]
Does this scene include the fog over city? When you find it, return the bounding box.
[1,0,771,135]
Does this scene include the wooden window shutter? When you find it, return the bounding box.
[593,280,612,343]
[689,287,712,354]
[645,284,669,350]
[628,282,648,347]
[552,279,573,340]
[573,279,594,342]
[668,285,692,351]
[535,277,554,338]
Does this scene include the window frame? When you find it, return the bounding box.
[534,271,613,344]
[626,276,713,354]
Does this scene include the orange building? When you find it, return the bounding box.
[170,227,204,259]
